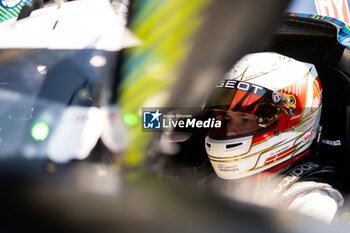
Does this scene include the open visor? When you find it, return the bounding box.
[209,110,265,139]
[203,80,296,139]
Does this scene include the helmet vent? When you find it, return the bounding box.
[206,143,211,148]
[226,143,242,149]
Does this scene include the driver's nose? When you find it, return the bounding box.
[226,120,241,137]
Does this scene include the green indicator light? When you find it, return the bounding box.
[31,122,50,141]
[123,113,138,126]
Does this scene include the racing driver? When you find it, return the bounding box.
[201,52,344,223]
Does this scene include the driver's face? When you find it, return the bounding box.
[216,111,261,137]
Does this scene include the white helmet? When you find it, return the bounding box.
[203,52,322,180]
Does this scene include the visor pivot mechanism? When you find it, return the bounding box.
[286,107,295,116]
[288,96,296,105]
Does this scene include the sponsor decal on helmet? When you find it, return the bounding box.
[217,163,239,172]
[303,132,313,143]
[216,80,264,95]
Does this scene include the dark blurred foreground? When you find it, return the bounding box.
[0,160,348,233]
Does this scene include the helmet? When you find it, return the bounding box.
[203,52,322,180]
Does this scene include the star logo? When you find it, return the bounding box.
[143,109,162,129]
[151,110,161,122]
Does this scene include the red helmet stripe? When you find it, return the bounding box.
[265,146,296,165]
[228,90,248,111]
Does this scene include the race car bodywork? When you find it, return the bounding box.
[287,0,350,48]
[0,0,31,22]
[285,1,350,181]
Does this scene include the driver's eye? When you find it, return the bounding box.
[224,116,232,123]
[242,118,253,123]
[216,115,224,121]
